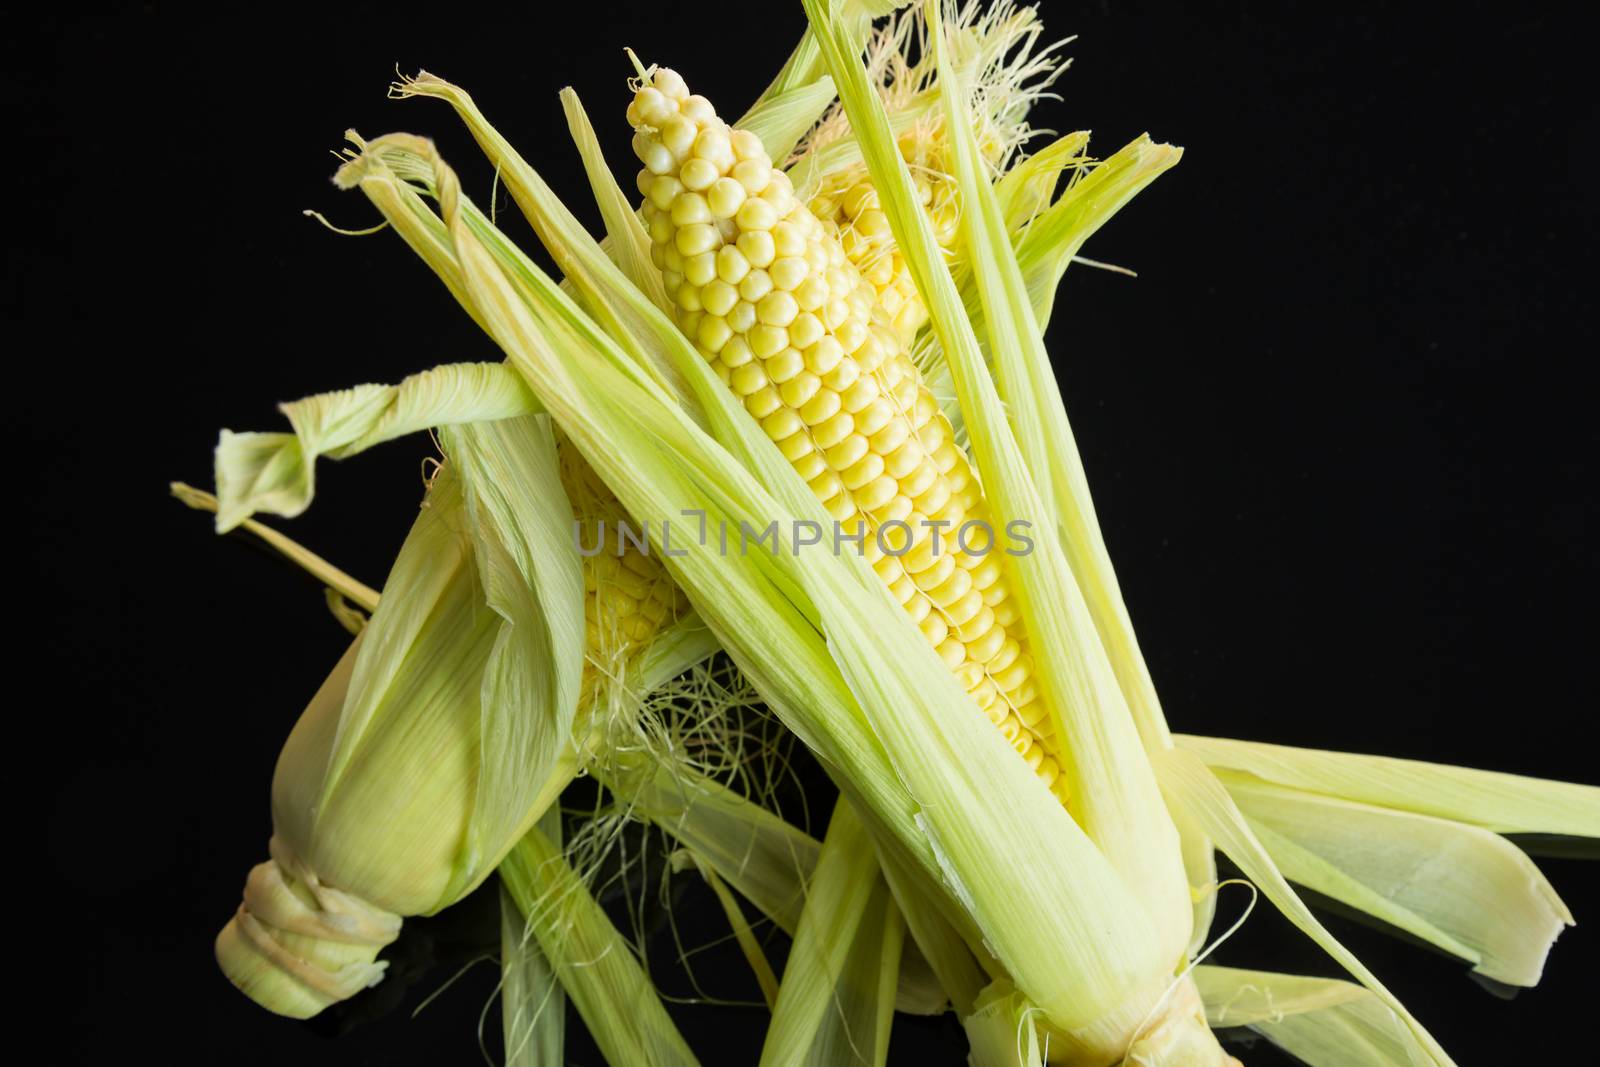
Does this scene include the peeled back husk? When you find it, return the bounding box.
[215,415,586,1017]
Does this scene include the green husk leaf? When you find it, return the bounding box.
[629,763,948,1016]
[738,76,840,165]
[501,808,565,1067]
[963,979,1045,1067]
[213,361,535,530]
[632,768,819,936]
[501,826,699,1067]
[989,132,1089,233]
[560,87,671,318]
[783,98,937,197]
[875,843,982,1016]
[1008,134,1181,329]
[438,416,587,890]
[1179,736,1600,838]
[759,801,901,1067]
[929,4,1213,960]
[635,614,721,692]
[1195,965,1433,1067]
[814,0,1191,960]
[1219,773,1573,987]
[940,111,1181,756]
[385,82,698,416]
[266,452,572,922]
[1154,748,1454,1065]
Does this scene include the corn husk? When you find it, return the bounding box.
[213,361,534,531]
[215,414,587,1018]
[963,980,1046,1067]
[502,809,566,1067]
[1219,772,1572,987]
[1153,747,1453,1064]
[501,825,699,1067]
[1177,735,1600,838]
[1194,966,1434,1067]
[759,801,902,1067]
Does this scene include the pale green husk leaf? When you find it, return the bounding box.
[502,809,565,1067]
[214,361,534,530]
[501,826,699,1067]
[309,414,584,907]
[963,979,1046,1067]
[1222,772,1572,987]
[809,0,1190,964]
[440,416,587,880]
[1153,748,1453,1065]
[1195,965,1433,1067]
[738,76,840,165]
[1179,735,1600,838]
[760,801,901,1067]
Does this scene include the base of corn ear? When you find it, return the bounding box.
[214,835,403,1019]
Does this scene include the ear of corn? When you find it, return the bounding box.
[788,4,1062,334]
[804,0,1196,967]
[215,415,589,1017]
[782,12,1222,961]
[798,0,1070,347]
[624,64,1070,802]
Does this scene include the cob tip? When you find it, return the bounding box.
[214,837,401,1019]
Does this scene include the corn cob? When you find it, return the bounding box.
[561,440,685,655]
[804,131,960,346]
[628,68,1066,802]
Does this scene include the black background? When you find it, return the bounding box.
[14,1,1595,1063]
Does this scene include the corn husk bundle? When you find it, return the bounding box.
[186,1,1599,1063]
